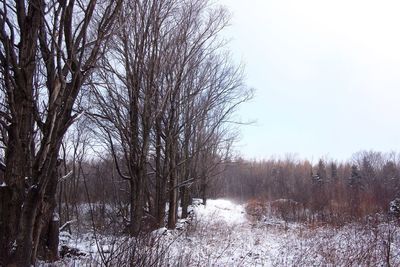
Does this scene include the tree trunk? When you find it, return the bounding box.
[0,186,12,266]
[167,142,178,229]
[33,166,60,262]
[154,126,167,227]
[167,181,177,229]
[181,186,190,219]
[15,187,41,266]
[130,170,145,236]
[201,176,207,206]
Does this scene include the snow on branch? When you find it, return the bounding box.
[66,111,86,128]
[59,220,77,232]
[58,170,73,182]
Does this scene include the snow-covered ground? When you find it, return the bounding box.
[168,199,284,266]
[46,198,400,266]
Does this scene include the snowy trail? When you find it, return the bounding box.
[194,199,247,226]
[54,199,284,266]
[171,199,284,266]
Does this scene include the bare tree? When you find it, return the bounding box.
[90,0,176,236]
[90,0,251,234]
[0,0,121,265]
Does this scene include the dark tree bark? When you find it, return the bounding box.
[0,0,121,265]
[154,118,167,227]
[90,0,249,233]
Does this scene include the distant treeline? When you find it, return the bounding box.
[210,151,400,222]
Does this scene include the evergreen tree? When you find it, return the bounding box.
[348,165,362,217]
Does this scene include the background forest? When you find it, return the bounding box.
[1,0,400,266]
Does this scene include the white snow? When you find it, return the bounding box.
[167,199,283,266]
[167,199,400,266]
[52,212,60,222]
[195,199,247,225]
[71,111,85,124]
[58,171,73,182]
[30,184,38,190]
[45,199,400,267]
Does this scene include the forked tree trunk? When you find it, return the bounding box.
[13,146,61,266]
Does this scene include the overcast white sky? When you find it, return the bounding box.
[219,0,400,161]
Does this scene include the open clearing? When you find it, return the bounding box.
[47,199,400,266]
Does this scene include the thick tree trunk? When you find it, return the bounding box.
[0,186,12,266]
[33,166,60,262]
[47,216,60,259]
[0,107,34,265]
[130,171,145,236]
[1,118,64,266]
[181,186,190,219]
[1,128,36,266]
[167,183,177,229]
[15,187,41,266]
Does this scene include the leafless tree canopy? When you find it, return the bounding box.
[0,0,250,265]
[0,0,122,265]
[89,0,251,235]
[1,1,398,266]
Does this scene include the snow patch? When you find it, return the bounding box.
[52,212,60,222]
[152,227,168,236]
[195,199,246,225]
